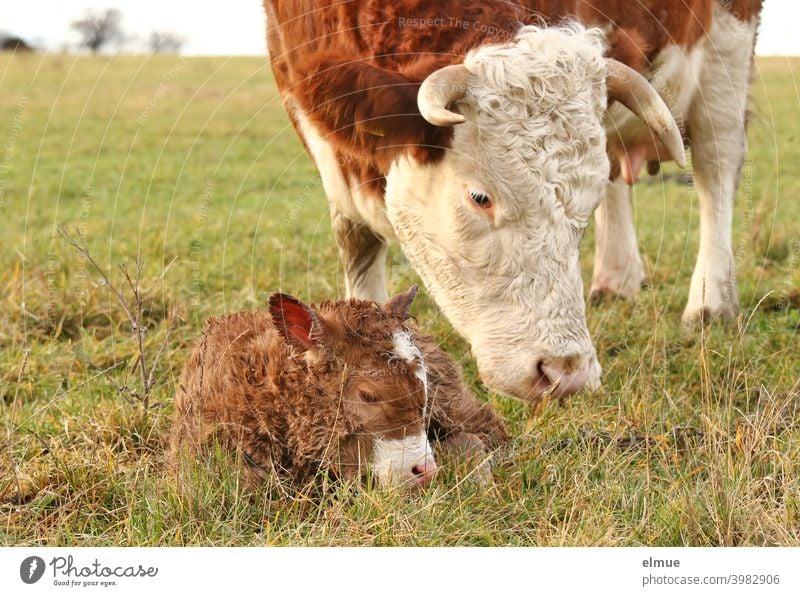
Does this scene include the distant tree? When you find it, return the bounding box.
[70,8,123,54]
[149,32,183,54]
[0,34,33,52]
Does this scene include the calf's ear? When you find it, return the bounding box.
[268,293,324,352]
[383,285,418,321]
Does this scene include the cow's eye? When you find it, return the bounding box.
[468,189,492,209]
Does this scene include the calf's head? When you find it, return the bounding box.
[269,286,436,487]
[385,25,684,401]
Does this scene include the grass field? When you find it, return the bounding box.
[1,52,799,546]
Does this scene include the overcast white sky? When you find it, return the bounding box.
[2,0,798,56]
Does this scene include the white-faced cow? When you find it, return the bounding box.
[263,0,762,402]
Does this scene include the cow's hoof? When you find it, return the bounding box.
[589,287,612,305]
[589,275,646,305]
[681,302,738,327]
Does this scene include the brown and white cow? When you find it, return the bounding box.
[263,0,762,402]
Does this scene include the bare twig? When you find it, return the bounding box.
[58,225,135,322]
[57,224,176,414]
[119,260,149,405]
[146,309,181,410]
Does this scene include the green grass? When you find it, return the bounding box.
[1,52,799,546]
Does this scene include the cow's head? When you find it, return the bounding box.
[385,25,684,402]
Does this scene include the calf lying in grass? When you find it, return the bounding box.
[170,286,507,489]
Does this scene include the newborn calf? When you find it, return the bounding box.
[171,286,506,489]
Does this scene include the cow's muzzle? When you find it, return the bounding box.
[534,355,601,399]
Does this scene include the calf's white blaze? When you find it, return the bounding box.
[386,25,608,399]
[392,330,429,415]
[367,332,435,485]
[392,330,422,362]
[371,433,435,485]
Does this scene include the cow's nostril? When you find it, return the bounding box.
[539,355,591,398]
[536,360,547,378]
[412,464,425,477]
[532,360,553,394]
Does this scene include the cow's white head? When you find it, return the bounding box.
[385,25,684,402]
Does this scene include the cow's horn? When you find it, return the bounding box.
[418,64,470,126]
[606,59,687,168]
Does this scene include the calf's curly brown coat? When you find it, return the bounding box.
[170,287,506,489]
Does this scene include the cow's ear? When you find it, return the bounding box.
[383,285,418,321]
[268,293,324,352]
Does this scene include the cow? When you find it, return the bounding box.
[262,0,762,402]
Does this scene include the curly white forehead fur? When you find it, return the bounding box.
[460,24,610,226]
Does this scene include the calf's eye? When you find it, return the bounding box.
[468,189,492,209]
[359,391,378,404]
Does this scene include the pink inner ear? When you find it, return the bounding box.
[270,297,315,350]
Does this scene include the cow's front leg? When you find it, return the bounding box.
[682,8,755,325]
[331,209,388,301]
[590,177,647,301]
[682,136,740,325]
